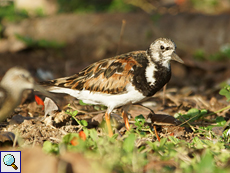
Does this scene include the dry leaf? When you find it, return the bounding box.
[9,114,34,125]
[44,97,59,117]
[91,113,104,124]
[53,110,70,124]
[162,125,186,137]
[149,113,181,126]
[43,116,53,126]
[0,131,15,143]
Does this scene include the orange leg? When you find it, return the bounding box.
[105,112,113,137]
[154,125,160,142]
[122,110,130,131]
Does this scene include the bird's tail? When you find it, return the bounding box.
[40,74,81,98]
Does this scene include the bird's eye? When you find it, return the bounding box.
[20,74,27,79]
[160,45,164,50]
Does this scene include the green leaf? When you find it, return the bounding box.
[200,109,208,115]
[89,129,98,142]
[159,137,167,147]
[72,110,78,116]
[80,120,88,126]
[83,127,89,137]
[168,136,180,144]
[134,114,146,128]
[187,108,200,117]
[135,114,145,123]
[174,112,181,119]
[79,100,91,105]
[181,108,207,121]
[42,141,59,154]
[108,0,135,12]
[42,141,53,153]
[195,149,214,172]
[94,105,100,111]
[216,116,226,126]
[193,137,205,149]
[15,34,65,48]
[66,109,78,117]
[123,133,135,153]
[219,86,230,101]
[62,133,79,144]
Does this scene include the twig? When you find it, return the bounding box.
[32,136,36,148]
[50,125,67,135]
[71,115,82,126]
[64,105,106,115]
[116,19,126,55]
[166,94,181,106]
[194,96,210,108]
[206,105,230,117]
[13,133,18,148]
[50,137,62,142]
[163,84,167,106]
[133,104,155,115]
[221,117,230,132]
[178,114,196,132]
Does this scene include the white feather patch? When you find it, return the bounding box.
[145,63,157,86]
[161,57,171,69]
[47,84,146,114]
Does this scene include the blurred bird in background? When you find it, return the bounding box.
[0,67,50,122]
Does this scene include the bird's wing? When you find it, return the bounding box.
[42,51,144,94]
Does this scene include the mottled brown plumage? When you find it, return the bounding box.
[42,51,144,94]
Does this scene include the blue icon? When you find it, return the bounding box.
[3,154,18,170]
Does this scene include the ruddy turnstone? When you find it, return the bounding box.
[0,67,50,122]
[41,38,184,137]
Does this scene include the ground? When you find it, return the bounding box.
[0,54,229,172]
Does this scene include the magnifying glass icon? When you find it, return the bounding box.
[3,154,18,170]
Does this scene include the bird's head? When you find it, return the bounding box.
[147,38,183,66]
[1,67,35,92]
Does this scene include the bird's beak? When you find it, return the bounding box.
[34,83,54,98]
[171,52,184,63]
